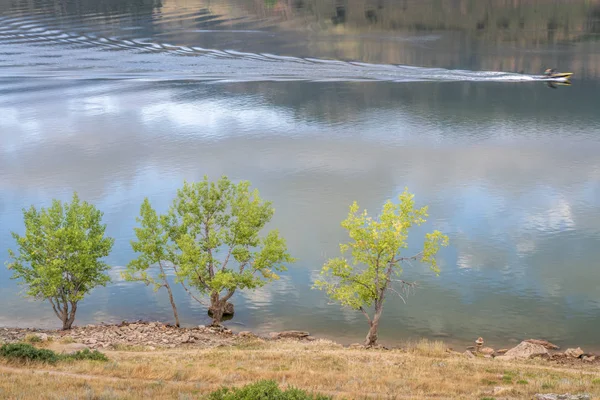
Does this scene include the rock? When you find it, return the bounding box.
[269,332,281,339]
[492,386,510,395]
[277,331,310,339]
[495,341,548,360]
[180,334,191,343]
[466,346,476,350]
[564,347,584,358]
[496,349,508,355]
[534,394,590,400]
[61,343,90,354]
[87,338,97,345]
[525,339,560,350]
[238,331,254,337]
[146,346,156,351]
[463,350,476,358]
[349,343,365,349]
[36,333,49,342]
[479,347,495,356]
[582,355,596,363]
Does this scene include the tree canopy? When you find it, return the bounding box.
[7,193,114,330]
[315,188,448,346]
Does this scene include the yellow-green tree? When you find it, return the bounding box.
[315,189,448,346]
[126,176,294,326]
[7,193,114,330]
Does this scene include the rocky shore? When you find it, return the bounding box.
[0,321,315,351]
[1,321,598,367]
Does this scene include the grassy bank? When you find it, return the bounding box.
[0,338,598,399]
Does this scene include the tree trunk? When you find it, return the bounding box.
[61,301,77,330]
[165,283,180,327]
[364,307,383,346]
[209,292,224,326]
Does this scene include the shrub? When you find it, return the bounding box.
[0,343,58,363]
[0,343,108,363]
[208,380,331,400]
[65,349,109,362]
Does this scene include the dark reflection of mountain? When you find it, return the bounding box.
[0,0,161,15]
[2,0,600,78]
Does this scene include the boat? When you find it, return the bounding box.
[541,69,573,82]
[546,72,573,79]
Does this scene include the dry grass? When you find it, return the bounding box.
[1,338,599,399]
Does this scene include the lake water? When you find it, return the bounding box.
[1,0,600,349]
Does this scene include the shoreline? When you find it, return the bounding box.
[1,320,598,367]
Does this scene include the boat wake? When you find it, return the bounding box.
[0,14,550,84]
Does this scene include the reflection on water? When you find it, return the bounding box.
[1,0,600,349]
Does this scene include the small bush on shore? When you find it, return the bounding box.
[0,343,59,363]
[66,348,108,362]
[0,343,107,363]
[208,380,331,400]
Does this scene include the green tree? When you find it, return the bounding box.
[123,198,180,327]
[132,176,294,326]
[314,189,448,346]
[7,193,114,330]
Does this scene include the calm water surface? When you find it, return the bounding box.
[1,0,600,349]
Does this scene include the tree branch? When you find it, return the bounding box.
[222,289,236,303]
[48,298,63,320]
[389,286,407,304]
[358,306,372,324]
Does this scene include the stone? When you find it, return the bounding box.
[277,331,310,339]
[36,333,49,342]
[525,339,560,350]
[463,350,476,358]
[60,343,90,354]
[534,394,590,400]
[564,347,584,358]
[238,331,254,337]
[87,338,97,345]
[268,332,281,339]
[479,347,495,356]
[494,341,548,361]
[349,343,365,349]
[496,349,508,355]
[146,346,156,351]
[582,355,596,363]
[492,386,509,395]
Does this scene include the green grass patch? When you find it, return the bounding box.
[0,343,107,363]
[517,380,528,385]
[208,380,332,400]
[480,379,496,386]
